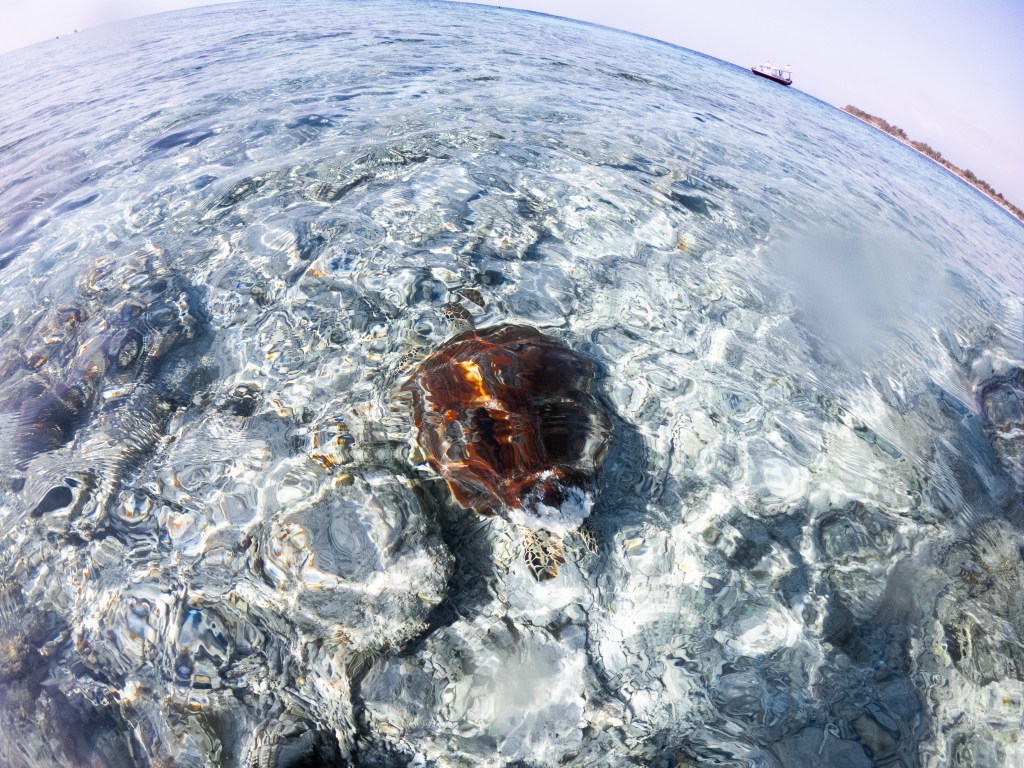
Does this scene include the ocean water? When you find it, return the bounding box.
[0,1,1022,766]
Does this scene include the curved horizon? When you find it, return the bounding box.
[1,0,1022,211]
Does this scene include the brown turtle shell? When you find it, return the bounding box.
[404,324,610,529]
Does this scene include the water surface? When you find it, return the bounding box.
[0,1,1021,766]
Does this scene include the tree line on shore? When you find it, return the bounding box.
[843,105,1023,223]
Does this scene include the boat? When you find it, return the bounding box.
[751,62,792,86]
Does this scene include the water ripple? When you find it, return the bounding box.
[0,1,1021,766]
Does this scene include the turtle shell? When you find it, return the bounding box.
[405,324,610,534]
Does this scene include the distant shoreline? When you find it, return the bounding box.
[843,106,1024,224]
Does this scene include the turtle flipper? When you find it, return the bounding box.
[519,527,565,580]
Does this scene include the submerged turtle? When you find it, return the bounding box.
[404,323,611,578]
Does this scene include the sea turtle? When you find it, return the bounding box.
[404,322,611,579]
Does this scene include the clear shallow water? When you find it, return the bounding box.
[0,1,1022,765]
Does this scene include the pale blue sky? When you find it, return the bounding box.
[2,0,1022,207]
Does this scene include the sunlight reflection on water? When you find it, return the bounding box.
[0,1,1022,766]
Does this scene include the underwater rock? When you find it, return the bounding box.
[359,615,589,766]
[242,718,343,768]
[259,470,451,657]
[978,367,1023,433]
[0,258,210,540]
[404,324,610,538]
[976,366,1024,495]
[0,260,202,470]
